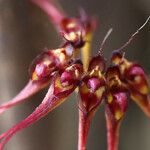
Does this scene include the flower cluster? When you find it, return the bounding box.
[0,0,149,150]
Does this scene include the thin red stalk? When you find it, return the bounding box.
[78,110,91,150]
[105,110,121,150]
[0,80,48,115]
[31,0,65,27]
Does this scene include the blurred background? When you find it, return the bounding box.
[0,0,150,149]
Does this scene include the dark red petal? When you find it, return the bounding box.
[87,77,101,92]
[125,64,149,95]
[0,80,49,115]
[106,91,128,121]
[79,75,105,113]
[30,48,72,82]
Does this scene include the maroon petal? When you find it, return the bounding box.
[124,63,150,117]
[125,64,149,95]
[0,80,49,115]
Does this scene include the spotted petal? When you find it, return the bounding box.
[124,63,150,117]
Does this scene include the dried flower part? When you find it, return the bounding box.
[30,45,75,81]
[0,61,83,149]
[0,80,49,115]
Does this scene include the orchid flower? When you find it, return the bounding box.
[0,0,96,115]
[0,0,149,150]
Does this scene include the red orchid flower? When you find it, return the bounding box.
[0,0,149,150]
[104,16,150,150]
[0,0,96,115]
[0,60,83,149]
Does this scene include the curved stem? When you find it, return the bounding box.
[78,110,90,150]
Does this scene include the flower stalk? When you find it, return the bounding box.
[78,111,91,150]
[105,107,122,150]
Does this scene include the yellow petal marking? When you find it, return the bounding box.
[115,110,123,120]
[107,94,113,104]
[95,86,105,98]
[32,72,39,81]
